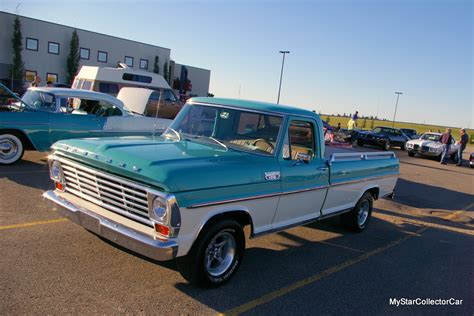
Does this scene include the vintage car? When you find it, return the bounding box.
[356,126,409,150]
[43,98,399,287]
[0,84,171,165]
[400,128,419,139]
[406,132,459,161]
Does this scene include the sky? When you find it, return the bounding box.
[1,0,472,127]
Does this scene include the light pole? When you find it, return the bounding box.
[392,92,403,127]
[277,50,289,104]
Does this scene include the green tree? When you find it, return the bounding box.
[362,117,367,128]
[66,30,80,84]
[370,119,374,129]
[153,56,159,74]
[207,93,215,97]
[11,16,25,90]
[163,60,169,82]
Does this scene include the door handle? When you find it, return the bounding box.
[317,166,328,171]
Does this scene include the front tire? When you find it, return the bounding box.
[341,192,374,232]
[176,219,245,287]
[408,151,415,157]
[357,140,364,147]
[383,140,391,151]
[0,134,24,165]
[400,143,405,150]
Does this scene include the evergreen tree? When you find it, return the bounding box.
[370,119,375,129]
[153,56,159,74]
[11,16,25,90]
[163,61,169,82]
[66,30,80,84]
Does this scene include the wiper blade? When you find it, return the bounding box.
[191,135,228,151]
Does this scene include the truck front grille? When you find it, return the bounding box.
[59,159,152,226]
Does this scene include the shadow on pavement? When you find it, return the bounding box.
[394,178,473,211]
[0,158,51,190]
[172,217,425,313]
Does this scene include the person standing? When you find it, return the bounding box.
[30,75,41,87]
[456,128,469,166]
[439,128,453,165]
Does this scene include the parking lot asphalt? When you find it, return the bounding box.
[1,148,473,315]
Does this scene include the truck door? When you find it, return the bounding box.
[272,117,329,229]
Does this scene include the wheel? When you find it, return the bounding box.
[341,192,373,232]
[408,151,415,157]
[176,219,245,287]
[383,140,391,151]
[400,143,405,150]
[357,140,364,147]
[0,134,24,165]
[450,153,457,161]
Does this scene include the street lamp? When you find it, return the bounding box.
[277,50,290,104]
[392,92,403,127]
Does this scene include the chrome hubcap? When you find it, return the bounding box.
[357,200,370,226]
[0,138,18,160]
[205,231,236,277]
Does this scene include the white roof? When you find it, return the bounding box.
[116,87,154,114]
[76,66,171,90]
[29,87,125,109]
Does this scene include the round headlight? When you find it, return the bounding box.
[51,160,62,180]
[152,197,167,221]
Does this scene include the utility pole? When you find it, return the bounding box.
[392,92,403,127]
[277,51,290,104]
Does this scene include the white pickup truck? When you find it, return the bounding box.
[44,98,399,287]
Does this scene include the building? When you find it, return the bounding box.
[0,11,210,96]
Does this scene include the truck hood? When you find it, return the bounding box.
[52,136,273,193]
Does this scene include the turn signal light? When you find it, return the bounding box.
[55,182,64,191]
[154,223,170,236]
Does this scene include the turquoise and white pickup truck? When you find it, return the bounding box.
[43,98,399,287]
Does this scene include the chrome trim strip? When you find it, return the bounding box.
[329,151,396,163]
[187,185,329,209]
[329,173,398,187]
[43,190,178,261]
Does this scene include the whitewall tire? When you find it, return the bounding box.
[0,134,25,165]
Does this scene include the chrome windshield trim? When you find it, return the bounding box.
[187,185,329,209]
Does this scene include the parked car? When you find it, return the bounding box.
[356,126,409,150]
[0,83,171,165]
[406,132,459,161]
[43,97,399,287]
[400,128,419,139]
[117,87,183,120]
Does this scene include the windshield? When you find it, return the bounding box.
[164,104,283,156]
[420,133,440,141]
[21,90,57,112]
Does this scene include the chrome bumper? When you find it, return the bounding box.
[43,190,178,261]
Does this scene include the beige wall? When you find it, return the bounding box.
[1,11,174,85]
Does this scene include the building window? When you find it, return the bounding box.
[46,73,58,83]
[139,59,148,70]
[80,47,90,60]
[25,70,37,82]
[48,42,60,55]
[26,38,38,51]
[124,56,134,67]
[97,51,108,63]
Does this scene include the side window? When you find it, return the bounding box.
[163,89,177,102]
[373,127,382,133]
[286,121,315,161]
[82,80,93,90]
[98,82,119,95]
